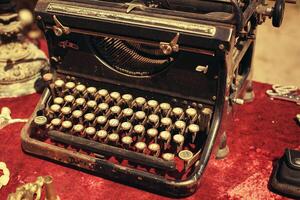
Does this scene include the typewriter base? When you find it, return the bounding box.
[21,126,199,197]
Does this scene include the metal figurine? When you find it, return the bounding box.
[0,1,48,98]
[7,175,60,200]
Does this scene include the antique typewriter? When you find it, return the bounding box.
[21,0,288,197]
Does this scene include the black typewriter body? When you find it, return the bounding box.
[21,0,285,197]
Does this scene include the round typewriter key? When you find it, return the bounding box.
[76,84,86,93]
[121,122,132,134]
[107,133,119,145]
[110,92,121,101]
[51,118,61,126]
[72,110,83,119]
[87,100,97,110]
[160,103,171,110]
[200,108,213,132]
[172,107,184,119]
[50,118,61,130]
[134,97,146,108]
[121,136,133,149]
[32,116,48,138]
[61,106,71,116]
[96,116,107,126]
[122,94,133,104]
[148,114,159,127]
[65,81,75,90]
[135,111,146,122]
[186,108,197,122]
[147,128,158,143]
[85,127,96,138]
[97,103,109,114]
[161,117,172,130]
[148,143,161,157]
[160,103,171,116]
[54,79,65,95]
[84,113,95,124]
[50,104,61,113]
[109,119,119,128]
[87,87,97,95]
[64,95,75,104]
[173,134,185,153]
[75,98,86,107]
[135,142,147,153]
[147,100,158,108]
[134,124,145,141]
[188,124,200,143]
[162,153,175,161]
[34,116,47,126]
[110,106,121,116]
[146,100,158,111]
[53,97,64,105]
[43,73,53,82]
[159,131,171,150]
[61,107,71,120]
[122,108,133,119]
[54,79,65,88]
[61,120,72,132]
[97,130,108,142]
[178,150,194,170]
[72,124,84,136]
[175,120,186,134]
[97,89,108,99]
[43,73,56,98]
[178,150,193,161]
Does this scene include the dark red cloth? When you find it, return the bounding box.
[0,82,299,200]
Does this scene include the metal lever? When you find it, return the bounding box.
[159,33,180,55]
[125,0,146,13]
[52,15,70,36]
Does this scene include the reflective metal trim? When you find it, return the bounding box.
[46,3,216,37]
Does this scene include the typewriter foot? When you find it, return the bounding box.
[243,90,255,102]
[243,83,255,103]
[216,132,229,160]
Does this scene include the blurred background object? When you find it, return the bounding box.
[253,2,300,86]
[0,0,48,98]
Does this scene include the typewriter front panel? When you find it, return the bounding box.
[21,0,237,197]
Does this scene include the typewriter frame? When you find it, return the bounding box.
[21,0,258,197]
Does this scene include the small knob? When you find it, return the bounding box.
[272,0,285,27]
[232,98,245,105]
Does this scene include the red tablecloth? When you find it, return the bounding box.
[0,82,299,200]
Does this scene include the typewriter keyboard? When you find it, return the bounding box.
[31,74,213,178]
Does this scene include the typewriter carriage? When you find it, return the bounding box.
[21,0,286,197]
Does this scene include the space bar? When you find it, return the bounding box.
[48,130,176,171]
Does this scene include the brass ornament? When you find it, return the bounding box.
[0,11,48,98]
[7,176,60,200]
[0,162,10,189]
